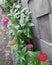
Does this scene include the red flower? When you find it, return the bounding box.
[27,43,33,49]
[2,17,9,25]
[38,53,48,62]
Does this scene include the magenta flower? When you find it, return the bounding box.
[2,17,9,25]
[27,43,33,49]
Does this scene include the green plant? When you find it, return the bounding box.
[0,0,20,14]
[1,0,51,65]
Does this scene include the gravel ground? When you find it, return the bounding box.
[0,14,13,65]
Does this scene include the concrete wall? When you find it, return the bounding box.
[21,0,52,61]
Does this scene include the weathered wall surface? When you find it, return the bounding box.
[21,0,52,61]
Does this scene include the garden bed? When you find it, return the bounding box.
[0,0,52,65]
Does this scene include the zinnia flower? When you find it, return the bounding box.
[27,43,33,49]
[2,17,9,25]
[10,40,15,45]
[38,53,48,62]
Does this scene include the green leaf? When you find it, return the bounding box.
[27,51,35,58]
[14,25,20,30]
[29,23,34,27]
[22,47,27,54]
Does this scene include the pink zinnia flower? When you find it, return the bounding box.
[27,43,33,49]
[2,17,9,25]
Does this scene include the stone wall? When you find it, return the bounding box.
[21,0,52,61]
